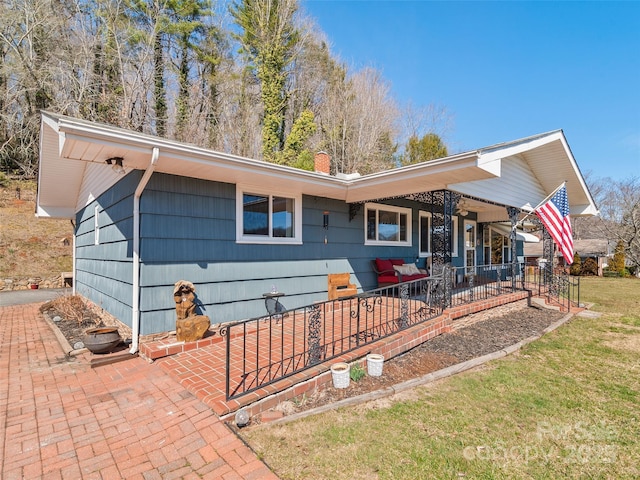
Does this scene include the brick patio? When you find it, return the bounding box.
[0,302,278,479]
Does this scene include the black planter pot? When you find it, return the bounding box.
[83,327,122,354]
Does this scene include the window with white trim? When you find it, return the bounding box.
[365,203,411,246]
[236,186,302,244]
[418,211,431,257]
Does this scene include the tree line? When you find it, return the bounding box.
[1,0,636,273]
[0,0,450,178]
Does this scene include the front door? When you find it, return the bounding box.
[464,220,476,274]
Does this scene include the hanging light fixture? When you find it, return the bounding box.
[457,199,469,217]
[105,157,126,175]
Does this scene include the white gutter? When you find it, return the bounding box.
[130,147,159,354]
[72,225,76,295]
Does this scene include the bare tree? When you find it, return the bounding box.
[318,66,398,174]
[596,176,640,275]
[0,0,70,176]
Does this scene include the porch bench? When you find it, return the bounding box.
[372,258,428,288]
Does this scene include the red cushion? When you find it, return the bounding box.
[375,258,394,273]
[403,273,429,282]
[378,275,399,284]
[390,258,405,266]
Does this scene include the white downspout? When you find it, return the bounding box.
[130,147,159,354]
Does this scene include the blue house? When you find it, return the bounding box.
[37,112,597,353]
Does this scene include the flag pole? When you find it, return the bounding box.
[519,181,567,224]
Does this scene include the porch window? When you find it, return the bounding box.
[236,186,302,244]
[418,211,431,256]
[365,203,411,246]
[483,226,512,265]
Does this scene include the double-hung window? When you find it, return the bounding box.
[365,203,411,246]
[236,186,302,244]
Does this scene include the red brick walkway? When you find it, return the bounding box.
[0,303,278,480]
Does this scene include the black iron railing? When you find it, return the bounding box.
[221,276,447,401]
[524,266,580,312]
[449,263,522,307]
[220,262,539,402]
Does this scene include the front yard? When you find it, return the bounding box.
[241,277,640,479]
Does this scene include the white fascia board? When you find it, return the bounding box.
[478,130,564,163]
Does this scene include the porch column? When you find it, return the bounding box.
[429,190,460,308]
[507,206,520,290]
[429,190,459,271]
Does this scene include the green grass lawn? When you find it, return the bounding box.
[242,276,640,479]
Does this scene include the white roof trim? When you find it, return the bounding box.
[37,112,598,221]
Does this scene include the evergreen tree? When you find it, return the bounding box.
[230,0,300,162]
[569,252,582,276]
[611,240,626,276]
[581,257,599,276]
[401,132,448,165]
[278,109,317,169]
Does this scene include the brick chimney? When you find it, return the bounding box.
[314,151,330,175]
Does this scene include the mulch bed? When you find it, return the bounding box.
[40,296,107,349]
[273,300,567,416]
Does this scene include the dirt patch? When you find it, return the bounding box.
[603,323,640,353]
[272,300,566,418]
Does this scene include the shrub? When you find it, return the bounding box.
[581,257,599,276]
[570,252,582,276]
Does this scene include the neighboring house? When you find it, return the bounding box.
[524,238,613,276]
[36,112,597,351]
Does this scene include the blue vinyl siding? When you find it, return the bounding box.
[74,172,141,330]
[74,171,504,335]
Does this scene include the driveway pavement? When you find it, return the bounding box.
[0,288,67,307]
[0,295,278,479]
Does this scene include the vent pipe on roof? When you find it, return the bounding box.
[130,147,159,354]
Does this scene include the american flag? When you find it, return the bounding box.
[536,185,574,264]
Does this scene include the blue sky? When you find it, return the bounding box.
[302,0,640,182]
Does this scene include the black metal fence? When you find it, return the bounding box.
[221,276,449,401]
[524,265,581,312]
[221,262,540,402]
[449,263,522,307]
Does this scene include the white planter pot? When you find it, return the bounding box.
[330,362,350,388]
[366,353,384,377]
